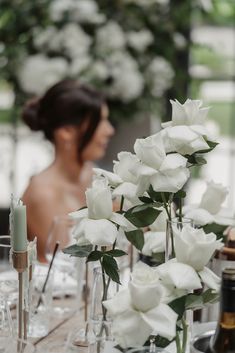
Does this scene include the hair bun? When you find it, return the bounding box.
[22,97,41,131]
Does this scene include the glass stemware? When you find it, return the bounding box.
[45,215,85,316]
[0,235,18,339]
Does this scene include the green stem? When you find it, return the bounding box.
[178,197,183,223]
[100,195,125,322]
[100,260,107,321]
[162,192,175,259]
[182,316,188,353]
[175,332,181,353]
[161,192,171,220]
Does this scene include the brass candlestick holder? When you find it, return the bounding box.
[12,250,28,342]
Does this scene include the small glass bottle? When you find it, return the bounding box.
[207,268,235,353]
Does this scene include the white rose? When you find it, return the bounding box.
[70,176,135,246]
[86,178,113,220]
[157,260,202,292]
[142,231,166,256]
[174,226,223,271]
[199,181,228,215]
[103,262,177,348]
[183,181,233,226]
[165,99,210,127]
[113,152,139,184]
[130,262,162,312]
[94,153,140,203]
[161,99,216,156]
[161,125,209,155]
[131,133,190,193]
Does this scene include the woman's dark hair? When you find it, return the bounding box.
[22,80,106,158]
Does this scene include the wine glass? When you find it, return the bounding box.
[45,215,85,316]
[0,235,18,339]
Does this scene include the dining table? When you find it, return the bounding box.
[29,294,216,353]
[30,296,88,353]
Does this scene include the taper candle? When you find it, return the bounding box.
[12,203,27,252]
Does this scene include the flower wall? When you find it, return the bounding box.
[0,0,196,123]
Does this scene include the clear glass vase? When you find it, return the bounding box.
[165,217,193,261]
[89,266,118,353]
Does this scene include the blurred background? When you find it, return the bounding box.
[0,0,234,233]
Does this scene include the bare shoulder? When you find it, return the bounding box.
[22,174,57,207]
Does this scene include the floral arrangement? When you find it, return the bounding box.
[15,0,175,122]
[64,98,234,353]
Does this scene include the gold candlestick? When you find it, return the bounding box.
[12,251,28,343]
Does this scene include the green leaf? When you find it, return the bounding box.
[102,255,121,284]
[203,223,227,240]
[186,154,207,166]
[168,295,187,319]
[87,250,103,262]
[151,251,165,264]
[150,335,172,348]
[185,293,203,310]
[175,190,186,198]
[195,156,207,165]
[148,186,171,203]
[202,289,219,305]
[125,229,144,251]
[138,196,153,204]
[63,244,92,258]
[105,249,127,257]
[124,204,161,227]
[196,140,219,154]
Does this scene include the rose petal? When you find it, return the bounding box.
[93,168,123,186]
[184,208,214,226]
[129,281,162,312]
[112,310,152,349]
[160,153,188,171]
[103,289,131,316]
[110,212,136,231]
[142,231,166,256]
[199,267,221,292]
[69,208,88,219]
[113,152,139,183]
[113,182,138,200]
[157,262,202,290]
[142,303,177,340]
[84,219,117,246]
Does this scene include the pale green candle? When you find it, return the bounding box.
[13,205,27,251]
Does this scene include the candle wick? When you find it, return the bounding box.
[36,241,60,309]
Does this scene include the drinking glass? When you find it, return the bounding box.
[0,235,18,338]
[45,216,85,315]
[28,264,54,337]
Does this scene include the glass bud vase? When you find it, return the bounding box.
[165,217,193,261]
[89,267,118,353]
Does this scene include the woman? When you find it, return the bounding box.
[22,80,114,262]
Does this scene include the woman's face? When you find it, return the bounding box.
[81,104,115,162]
